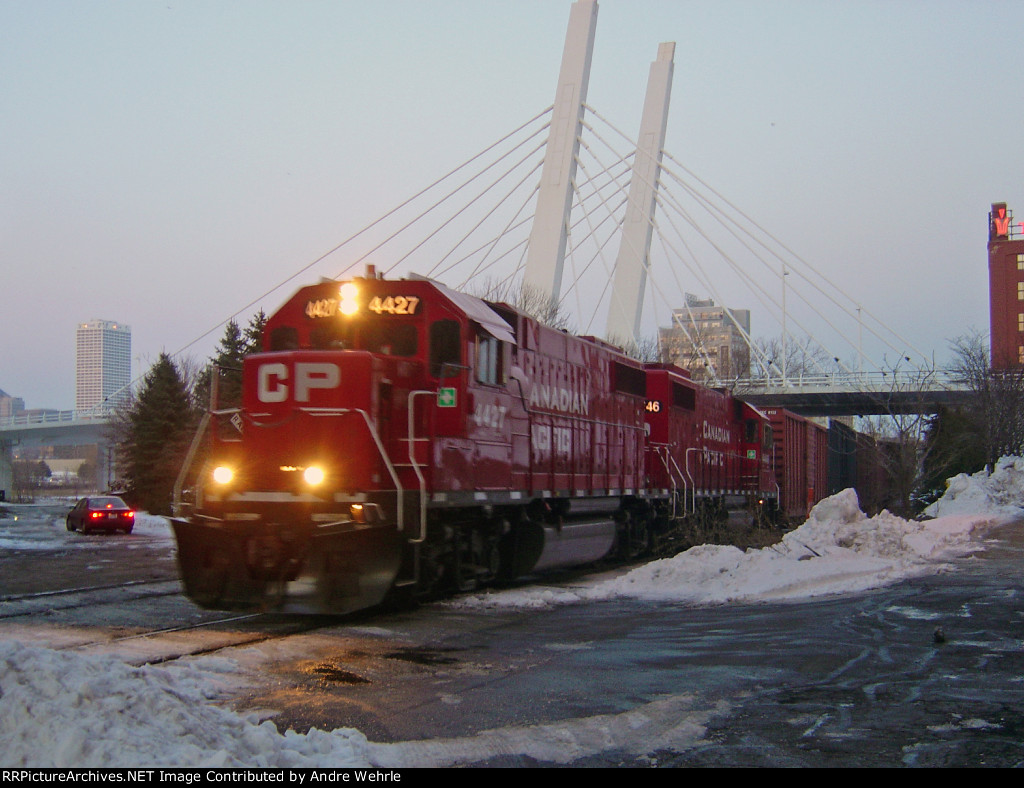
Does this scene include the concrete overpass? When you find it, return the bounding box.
[0,411,114,499]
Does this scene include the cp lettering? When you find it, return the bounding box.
[258,363,341,403]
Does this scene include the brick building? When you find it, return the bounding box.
[988,202,1024,369]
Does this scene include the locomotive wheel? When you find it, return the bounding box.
[615,505,654,560]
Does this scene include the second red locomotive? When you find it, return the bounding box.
[172,270,815,614]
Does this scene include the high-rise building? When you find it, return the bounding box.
[659,294,751,382]
[75,319,131,414]
[988,202,1024,369]
[0,389,25,419]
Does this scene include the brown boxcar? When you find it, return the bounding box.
[764,408,828,522]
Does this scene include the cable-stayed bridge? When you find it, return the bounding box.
[276,0,968,416]
[1,0,973,492]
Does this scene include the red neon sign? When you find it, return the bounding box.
[994,206,1010,236]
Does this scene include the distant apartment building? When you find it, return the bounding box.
[0,389,25,419]
[75,319,131,414]
[988,202,1024,369]
[659,294,751,382]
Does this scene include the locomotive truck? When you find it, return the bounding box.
[171,270,800,615]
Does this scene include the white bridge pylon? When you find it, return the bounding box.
[605,41,675,346]
[523,0,675,350]
[522,0,599,306]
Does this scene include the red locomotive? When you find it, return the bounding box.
[171,270,815,614]
[643,364,775,526]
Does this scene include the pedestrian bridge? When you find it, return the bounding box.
[726,370,972,417]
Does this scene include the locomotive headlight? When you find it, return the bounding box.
[303,465,326,486]
[338,282,359,316]
[212,466,234,485]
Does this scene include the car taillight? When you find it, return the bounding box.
[91,512,102,519]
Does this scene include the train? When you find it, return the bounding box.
[170,269,829,614]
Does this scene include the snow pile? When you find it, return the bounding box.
[454,487,1005,611]
[596,489,995,603]
[924,456,1024,518]
[0,642,379,768]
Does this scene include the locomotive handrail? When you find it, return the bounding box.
[172,410,214,517]
[406,391,433,545]
[173,372,235,517]
[298,407,406,532]
[684,447,699,516]
[648,443,684,517]
[666,451,687,517]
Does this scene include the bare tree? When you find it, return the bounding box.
[749,334,836,381]
[857,358,942,517]
[948,330,1024,466]
[614,334,660,363]
[468,278,574,332]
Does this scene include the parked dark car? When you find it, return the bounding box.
[66,496,135,534]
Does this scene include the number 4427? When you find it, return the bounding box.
[368,295,420,315]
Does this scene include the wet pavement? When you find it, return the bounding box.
[484,523,1024,766]
[247,521,1024,767]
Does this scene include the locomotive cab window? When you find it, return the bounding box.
[476,333,505,386]
[310,321,354,350]
[672,382,696,410]
[309,319,417,355]
[269,326,299,351]
[430,320,462,378]
[364,323,417,356]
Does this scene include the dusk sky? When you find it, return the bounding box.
[3,0,1022,410]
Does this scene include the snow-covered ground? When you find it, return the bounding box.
[1,462,1022,768]
[0,505,174,552]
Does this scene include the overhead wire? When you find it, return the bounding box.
[161,93,937,394]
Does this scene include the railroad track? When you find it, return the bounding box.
[0,578,183,619]
[83,613,336,667]
[0,576,346,666]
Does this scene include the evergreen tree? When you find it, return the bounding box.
[920,406,988,496]
[195,311,268,410]
[117,353,198,515]
[243,310,267,354]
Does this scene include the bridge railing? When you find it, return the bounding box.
[0,406,113,430]
[720,369,967,393]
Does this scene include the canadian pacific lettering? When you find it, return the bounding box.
[528,383,589,416]
[532,425,572,454]
[702,420,731,444]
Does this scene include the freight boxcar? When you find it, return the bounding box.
[764,408,828,522]
[827,419,858,496]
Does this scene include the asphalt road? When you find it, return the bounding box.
[2,502,1022,767]
[222,519,1024,767]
